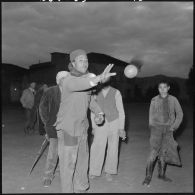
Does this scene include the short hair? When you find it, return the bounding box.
[158,79,170,87]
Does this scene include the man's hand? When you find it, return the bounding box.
[118,129,126,140]
[92,129,95,135]
[100,64,116,83]
[45,133,49,141]
[94,113,104,125]
[169,127,176,132]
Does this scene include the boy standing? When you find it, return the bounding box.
[143,80,183,186]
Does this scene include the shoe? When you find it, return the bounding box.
[157,159,172,182]
[142,160,155,187]
[158,175,172,182]
[105,173,113,181]
[142,176,151,187]
[89,175,97,179]
[74,189,88,193]
[43,178,52,187]
[74,185,89,193]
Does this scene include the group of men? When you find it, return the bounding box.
[20,49,184,193]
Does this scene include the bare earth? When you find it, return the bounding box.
[2,103,193,193]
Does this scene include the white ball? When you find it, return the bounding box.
[124,64,138,78]
[21,187,25,190]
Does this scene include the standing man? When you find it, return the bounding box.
[39,71,69,187]
[142,80,183,186]
[55,49,116,193]
[89,79,126,181]
[20,82,36,134]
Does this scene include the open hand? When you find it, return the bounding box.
[118,129,126,140]
[100,64,116,83]
[94,113,104,125]
[45,133,49,141]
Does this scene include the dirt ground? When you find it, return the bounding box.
[2,103,193,193]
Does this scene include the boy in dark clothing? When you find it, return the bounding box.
[143,80,183,187]
[39,71,69,187]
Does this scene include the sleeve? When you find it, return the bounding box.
[170,97,183,130]
[115,90,125,130]
[20,90,27,107]
[39,91,49,125]
[149,98,156,127]
[66,76,100,92]
[90,112,96,129]
[89,95,103,115]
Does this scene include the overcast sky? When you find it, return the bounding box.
[2,2,193,78]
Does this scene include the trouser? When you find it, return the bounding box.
[148,125,174,163]
[24,108,35,132]
[89,119,119,176]
[43,138,58,181]
[57,130,89,193]
[145,125,174,179]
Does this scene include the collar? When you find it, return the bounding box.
[159,94,169,100]
[29,87,35,93]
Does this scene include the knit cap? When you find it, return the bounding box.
[69,49,87,62]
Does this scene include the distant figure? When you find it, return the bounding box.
[142,80,183,187]
[39,72,68,187]
[89,79,126,181]
[20,82,36,134]
[34,84,48,135]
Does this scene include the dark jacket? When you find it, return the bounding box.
[149,95,183,130]
[39,86,61,138]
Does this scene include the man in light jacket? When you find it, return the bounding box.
[20,82,36,134]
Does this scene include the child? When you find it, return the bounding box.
[143,80,183,186]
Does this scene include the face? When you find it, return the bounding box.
[158,83,170,97]
[43,84,48,92]
[72,54,88,73]
[30,82,36,89]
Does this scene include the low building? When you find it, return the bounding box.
[2,63,28,105]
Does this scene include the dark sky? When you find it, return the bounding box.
[2,2,193,78]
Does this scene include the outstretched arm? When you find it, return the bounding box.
[67,64,116,92]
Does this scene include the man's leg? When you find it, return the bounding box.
[157,129,175,182]
[24,109,31,134]
[57,131,79,193]
[43,138,58,187]
[143,127,163,186]
[74,134,90,192]
[29,108,36,133]
[104,120,119,181]
[89,124,108,177]
[157,157,172,182]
